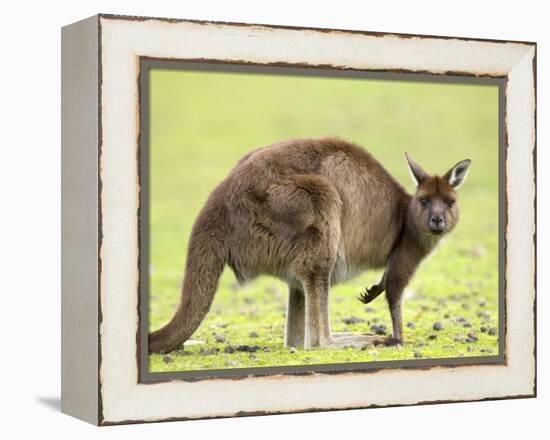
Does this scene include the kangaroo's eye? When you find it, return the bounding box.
[419,197,430,207]
[445,199,455,208]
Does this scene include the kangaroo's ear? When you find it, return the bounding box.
[404,153,428,186]
[444,159,472,188]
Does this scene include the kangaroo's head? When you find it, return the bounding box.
[405,153,471,237]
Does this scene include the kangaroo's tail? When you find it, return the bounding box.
[148,207,227,354]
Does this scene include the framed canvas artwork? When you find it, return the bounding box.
[61,14,536,425]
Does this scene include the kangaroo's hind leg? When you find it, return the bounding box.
[285,286,305,348]
[273,174,341,349]
[301,275,387,348]
[302,275,333,348]
[268,173,372,349]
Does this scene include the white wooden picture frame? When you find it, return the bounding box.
[61,14,536,425]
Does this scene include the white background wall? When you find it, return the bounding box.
[0,0,546,438]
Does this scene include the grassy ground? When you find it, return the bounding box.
[148,68,500,373]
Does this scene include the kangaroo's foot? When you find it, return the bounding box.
[332,333,403,348]
[303,333,403,349]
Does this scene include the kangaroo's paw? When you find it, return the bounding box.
[357,284,384,304]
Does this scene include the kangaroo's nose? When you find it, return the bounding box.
[429,215,445,233]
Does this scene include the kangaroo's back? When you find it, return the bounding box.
[224,137,409,271]
[313,138,410,269]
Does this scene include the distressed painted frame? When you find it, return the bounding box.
[61,14,536,425]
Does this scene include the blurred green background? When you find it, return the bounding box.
[148,68,500,372]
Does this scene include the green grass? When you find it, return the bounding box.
[148,68,500,373]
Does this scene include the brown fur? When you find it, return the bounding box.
[149,137,471,353]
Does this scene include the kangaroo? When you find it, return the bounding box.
[149,137,471,353]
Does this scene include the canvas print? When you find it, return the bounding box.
[144,66,501,374]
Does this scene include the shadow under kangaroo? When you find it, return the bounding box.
[149,137,471,354]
